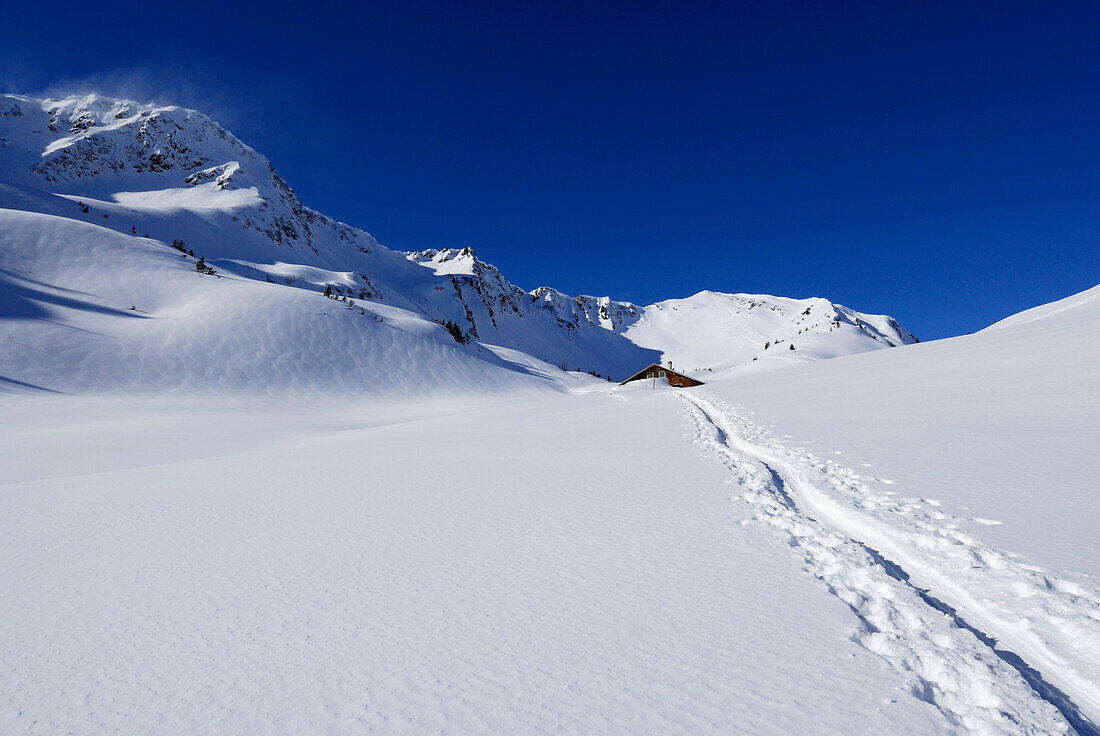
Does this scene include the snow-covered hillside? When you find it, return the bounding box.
[618,290,915,375]
[0,93,914,389]
[9,90,1096,735]
[2,285,1097,735]
[679,284,1100,734]
[0,207,578,396]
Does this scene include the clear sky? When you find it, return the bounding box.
[2,1,1097,339]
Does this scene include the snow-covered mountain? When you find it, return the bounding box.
[3,280,1096,735]
[4,93,1099,736]
[0,93,915,392]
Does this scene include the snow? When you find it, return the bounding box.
[0,93,917,382]
[2,391,952,735]
[701,285,1100,579]
[4,294,1097,733]
[621,291,916,375]
[680,392,1071,734]
[406,247,479,276]
[97,184,264,212]
[216,260,361,291]
[679,284,1100,732]
[0,208,572,396]
[2,90,1097,734]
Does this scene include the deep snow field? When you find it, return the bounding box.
[1,93,1098,735]
[2,390,952,735]
[2,286,1099,735]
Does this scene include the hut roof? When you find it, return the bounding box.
[619,363,704,386]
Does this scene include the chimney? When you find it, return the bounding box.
[667,360,673,370]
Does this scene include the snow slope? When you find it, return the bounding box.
[0,207,568,396]
[3,283,1095,734]
[677,284,1100,732]
[1,93,914,385]
[619,290,915,375]
[0,390,959,735]
[3,91,1093,735]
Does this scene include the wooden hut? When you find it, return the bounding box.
[620,362,704,388]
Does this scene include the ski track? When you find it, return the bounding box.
[679,391,1100,736]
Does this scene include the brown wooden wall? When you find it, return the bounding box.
[621,365,704,387]
[666,372,704,387]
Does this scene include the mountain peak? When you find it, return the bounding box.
[0,90,919,387]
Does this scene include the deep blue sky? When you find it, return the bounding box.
[3,1,1097,339]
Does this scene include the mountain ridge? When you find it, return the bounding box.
[1,92,917,390]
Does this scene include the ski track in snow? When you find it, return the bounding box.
[679,391,1100,736]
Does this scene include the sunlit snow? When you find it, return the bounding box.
[2,92,1097,736]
